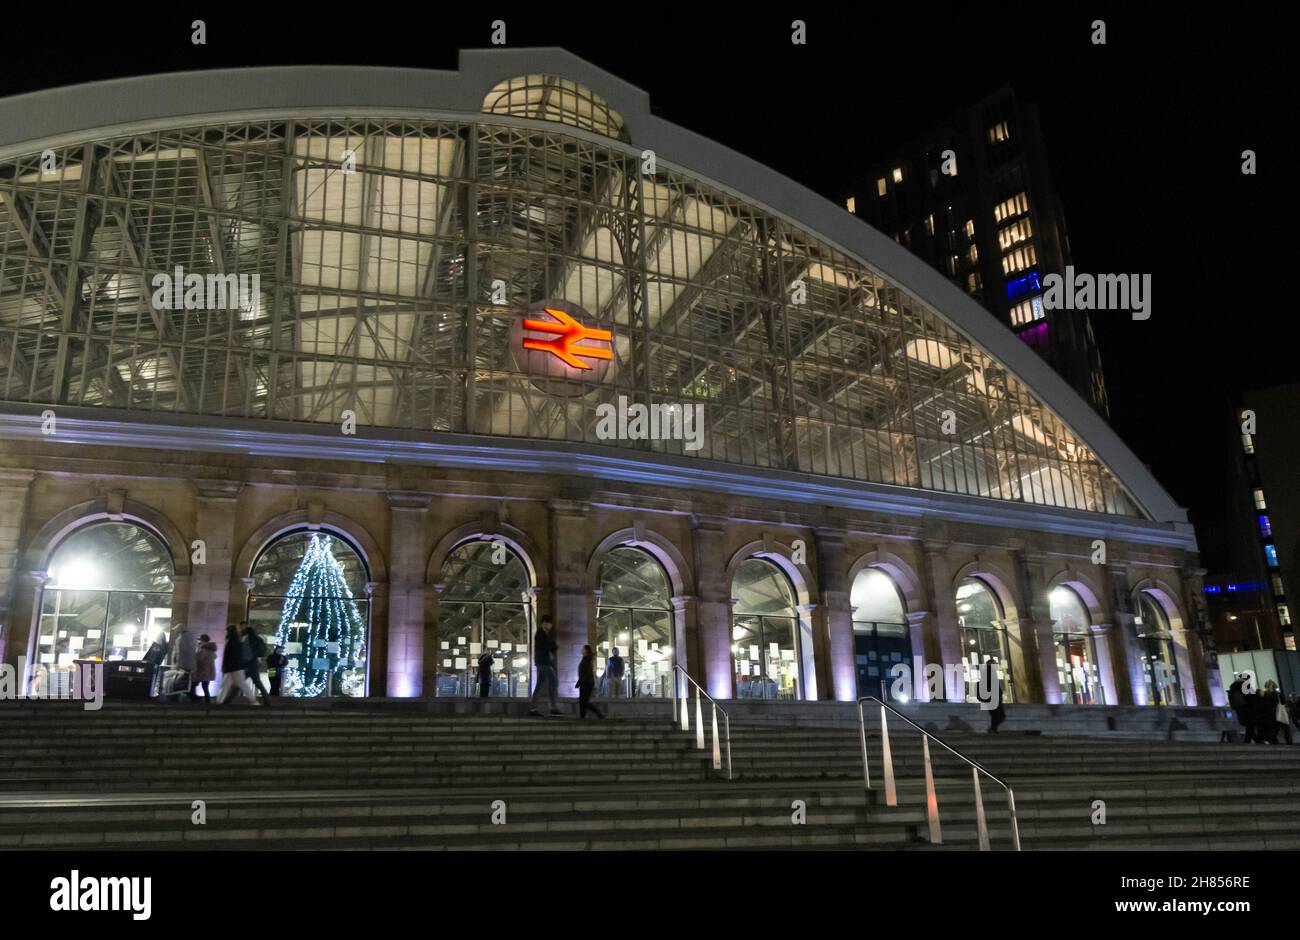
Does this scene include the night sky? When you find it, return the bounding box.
[4,7,1295,567]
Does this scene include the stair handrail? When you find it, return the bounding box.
[857,695,1020,851]
[670,665,732,780]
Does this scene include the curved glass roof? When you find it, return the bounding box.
[0,106,1141,517]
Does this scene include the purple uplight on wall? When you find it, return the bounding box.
[1017,321,1049,348]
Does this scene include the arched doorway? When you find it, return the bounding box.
[955,577,1015,704]
[850,568,911,702]
[33,521,174,695]
[595,546,674,697]
[437,539,532,698]
[1049,586,1104,704]
[248,530,371,697]
[1136,591,1183,706]
[732,558,801,700]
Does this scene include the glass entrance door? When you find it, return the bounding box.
[595,607,674,697]
[1055,633,1104,704]
[438,602,531,697]
[853,621,912,701]
[733,614,799,700]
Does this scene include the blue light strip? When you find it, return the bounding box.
[0,405,1197,549]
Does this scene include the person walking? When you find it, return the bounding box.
[982,657,1006,734]
[576,645,605,720]
[1228,674,1259,743]
[193,634,217,700]
[477,649,494,699]
[241,623,271,705]
[1263,680,1291,745]
[528,616,562,717]
[171,623,198,701]
[266,645,289,697]
[606,646,626,699]
[217,624,260,705]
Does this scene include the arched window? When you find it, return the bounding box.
[35,522,174,695]
[850,568,911,701]
[955,577,1015,703]
[1136,592,1183,706]
[437,539,532,697]
[249,530,370,697]
[732,558,801,700]
[1049,586,1104,705]
[595,546,673,698]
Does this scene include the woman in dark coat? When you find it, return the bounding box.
[575,645,605,719]
[193,634,218,699]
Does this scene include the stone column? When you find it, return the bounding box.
[548,499,590,697]
[9,570,47,679]
[669,594,694,687]
[691,514,733,699]
[425,582,447,699]
[386,492,431,698]
[366,581,389,697]
[0,469,35,666]
[1011,552,1054,704]
[1181,562,1222,706]
[1101,563,1143,705]
[814,527,854,701]
[185,480,242,642]
[920,542,963,701]
[905,610,933,701]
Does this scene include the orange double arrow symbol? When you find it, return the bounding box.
[522,307,613,370]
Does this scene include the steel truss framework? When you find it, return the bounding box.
[0,108,1140,517]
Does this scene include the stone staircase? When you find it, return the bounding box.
[0,700,1293,850]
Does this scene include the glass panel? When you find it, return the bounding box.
[630,609,673,698]
[850,568,905,622]
[955,577,1013,704]
[442,540,530,601]
[733,558,797,616]
[854,620,913,702]
[46,523,174,593]
[435,601,478,697]
[595,607,631,697]
[484,603,530,698]
[597,546,671,609]
[1055,633,1104,705]
[732,615,764,698]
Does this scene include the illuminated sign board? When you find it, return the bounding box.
[522,306,612,369]
[509,300,614,396]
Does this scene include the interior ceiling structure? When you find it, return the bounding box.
[0,72,1141,518]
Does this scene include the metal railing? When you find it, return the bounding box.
[670,665,732,780]
[857,696,1020,850]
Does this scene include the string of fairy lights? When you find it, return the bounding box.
[273,534,367,697]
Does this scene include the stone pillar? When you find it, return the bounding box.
[905,610,933,701]
[691,514,732,699]
[0,469,35,666]
[1181,562,1222,706]
[366,581,389,697]
[185,480,242,642]
[548,499,589,697]
[1011,552,1054,704]
[1101,563,1143,705]
[9,570,47,678]
[814,527,854,701]
[920,542,963,701]
[669,595,693,685]
[386,492,431,698]
[425,582,447,699]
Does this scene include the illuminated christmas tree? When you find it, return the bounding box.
[274,534,367,697]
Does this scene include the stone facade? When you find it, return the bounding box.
[0,437,1221,707]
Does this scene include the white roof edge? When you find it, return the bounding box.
[0,49,1190,527]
